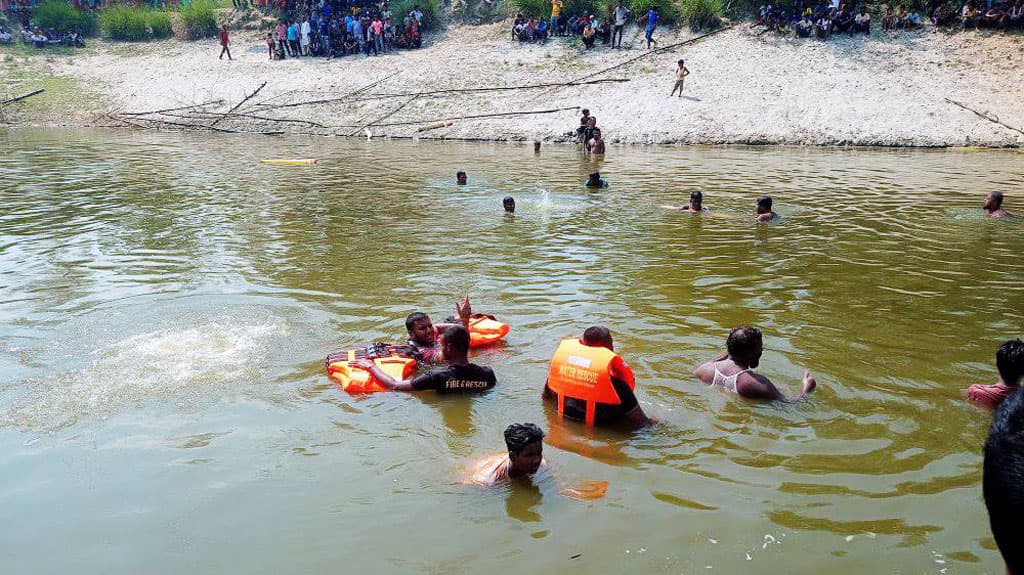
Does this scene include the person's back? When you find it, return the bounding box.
[543,326,651,428]
[694,325,817,401]
[983,390,1024,575]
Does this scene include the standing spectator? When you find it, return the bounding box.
[669,58,690,97]
[551,0,563,35]
[287,20,300,56]
[276,21,288,58]
[300,17,312,55]
[319,16,331,56]
[370,15,383,54]
[612,1,628,47]
[218,25,232,60]
[266,32,275,59]
[644,6,659,49]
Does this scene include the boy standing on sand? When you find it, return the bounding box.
[218,25,232,60]
[670,59,690,97]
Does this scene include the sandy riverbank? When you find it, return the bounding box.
[3,22,1023,146]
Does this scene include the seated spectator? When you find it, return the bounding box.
[882,6,896,29]
[835,5,854,31]
[512,13,524,40]
[895,6,908,28]
[816,13,832,36]
[599,17,611,43]
[856,6,872,32]
[906,8,923,27]
[796,13,814,35]
[536,18,549,41]
[0,26,12,45]
[983,2,1006,26]
[930,2,953,25]
[1006,0,1023,27]
[582,22,596,47]
[962,1,981,27]
[342,32,357,54]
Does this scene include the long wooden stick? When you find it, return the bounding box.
[349,93,421,136]
[120,99,225,116]
[1,89,45,105]
[210,81,267,128]
[567,25,732,84]
[945,98,1024,137]
[253,72,399,111]
[370,106,578,127]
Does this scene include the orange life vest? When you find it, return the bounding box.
[467,316,510,348]
[546,339,636,425]
[326,350,416,393]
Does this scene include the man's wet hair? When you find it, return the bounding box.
[583,326,614,348]
[441,324,470,354]
[984,390,1024,575]
[457,171,467,179]
[503,196,515,205]
[758,195,773,211]
[727,325,763,358]
[690,191,703,203]
[990,191,1004,208]
[997,338,1024,387]
[405,312,429,331]
[504,423,545,454]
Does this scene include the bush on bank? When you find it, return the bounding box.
[391,0,441,30]
[179,0,219,39]
[33,0,98,35]
[99,6,175,41]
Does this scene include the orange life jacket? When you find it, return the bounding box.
[326,350,416,393]
[546,339,636,425]
[467,316,510,348]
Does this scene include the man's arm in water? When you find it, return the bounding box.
[737,370,816,402]
[350,359,417,391]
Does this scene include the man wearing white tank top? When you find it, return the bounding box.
[694,326,817,401]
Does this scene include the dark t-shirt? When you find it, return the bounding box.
[547,376,638,425]
[410,363,496,394]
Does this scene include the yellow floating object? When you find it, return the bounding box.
[559,480,610,501]
[259,159,318,166]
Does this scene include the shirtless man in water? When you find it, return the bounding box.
[756,195,779,222]
[984,191,1010,218]
[469,423,547,485]
[694,325,817,401]
[677,191,709,213]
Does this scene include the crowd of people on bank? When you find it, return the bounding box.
[755,0,1023,36]
[262,1,425,59]
[512,0,660,50]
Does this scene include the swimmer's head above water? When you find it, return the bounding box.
[997,338,1024,387]
[439,324,471,364]
[503,196,515,213]
[504,422,545,477]
[689,191,704,211]
[727,325,763,369]
[586,172,605,188]
[456,171,468,185]
[406,312,436,346]
[757,195,773,214]
[985,191,1003,211]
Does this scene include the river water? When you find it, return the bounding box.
[1,128,1022,574]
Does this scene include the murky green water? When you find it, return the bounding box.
[1,128,1022,574]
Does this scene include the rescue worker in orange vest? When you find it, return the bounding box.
[543,326,652,428]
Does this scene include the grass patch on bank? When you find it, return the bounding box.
[390,0,441,30]
[32,0,98,35]
[179,0,219,39]
[1,56,106,116]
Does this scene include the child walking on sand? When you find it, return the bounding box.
[670,59,690,97]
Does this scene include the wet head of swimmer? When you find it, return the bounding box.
[405,312,436,345]
[582,325,615,351]
[503,196,516,213]
[504,422,545,477]
[757,195,773,214]
[727,325,763,369]
[457,171,468,185]
[997,338,1024,387]
[985,191,1003,211]
[587,172,604,187]
[689,191,703,210]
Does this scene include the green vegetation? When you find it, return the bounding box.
[179,0,219,39]
[148,11,174,38]
[32,0,98,35]
[679,0,722,30]
[99,5,149,41]
[391,0,442,30]
[510,0,550,18]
